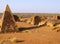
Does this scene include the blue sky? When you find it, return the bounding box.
[0,0,60,13]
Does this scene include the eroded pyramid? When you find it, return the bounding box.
[1,5,18,32]
[34,16,41,25]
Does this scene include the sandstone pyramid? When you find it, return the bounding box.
[1,5,18,33]
[34,16,41,25]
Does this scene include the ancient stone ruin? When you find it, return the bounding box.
[1,5,18,33]
[57,16,60,20]
[13,15,20,22]
[34,16,41,25]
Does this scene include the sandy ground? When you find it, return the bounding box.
[0,22,60,44]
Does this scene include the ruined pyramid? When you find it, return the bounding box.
[1,5,18,33]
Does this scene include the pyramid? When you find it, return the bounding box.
[34,16,41,25]
[1,5,18,33]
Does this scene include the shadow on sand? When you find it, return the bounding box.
[15,40,25,43]
[0,23,46,33]
[18,24,46,32]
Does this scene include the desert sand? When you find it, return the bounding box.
[0,22,60,44]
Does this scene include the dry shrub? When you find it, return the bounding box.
[0,37,18,44]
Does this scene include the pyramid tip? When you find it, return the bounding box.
[5,4,11,12]
[6,4,9,7]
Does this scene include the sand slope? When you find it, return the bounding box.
[0,22,60,44]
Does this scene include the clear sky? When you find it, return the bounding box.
[0,0,60,13]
